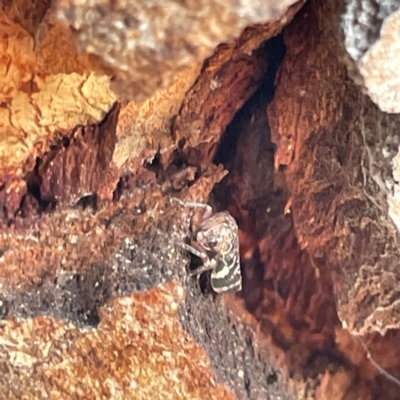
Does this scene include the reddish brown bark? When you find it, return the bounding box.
[1,0,400,399]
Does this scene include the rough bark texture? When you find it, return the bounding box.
[268,0,400,337]
[341,0,400,112]
[268,0,400,395]
[0,283,239,399]
[1,0,400,399]
[56,0,298,102]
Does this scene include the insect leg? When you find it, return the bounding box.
[181,241,214,265]
[181,242,207,260]
[187,259,217,276]
[181,242,217,275]
[171,197,213,219]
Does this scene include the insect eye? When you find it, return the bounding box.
[207,238,218,248]
[197,231,218,248]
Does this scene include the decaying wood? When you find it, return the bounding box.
[1,0,400,399]
[268,0,400,338]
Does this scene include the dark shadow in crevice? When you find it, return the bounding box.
[213,34,285,169]
[212,35,285,214]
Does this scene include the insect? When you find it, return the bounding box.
[172,198,242,293]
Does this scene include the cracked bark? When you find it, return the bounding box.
[1,0,400,399]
